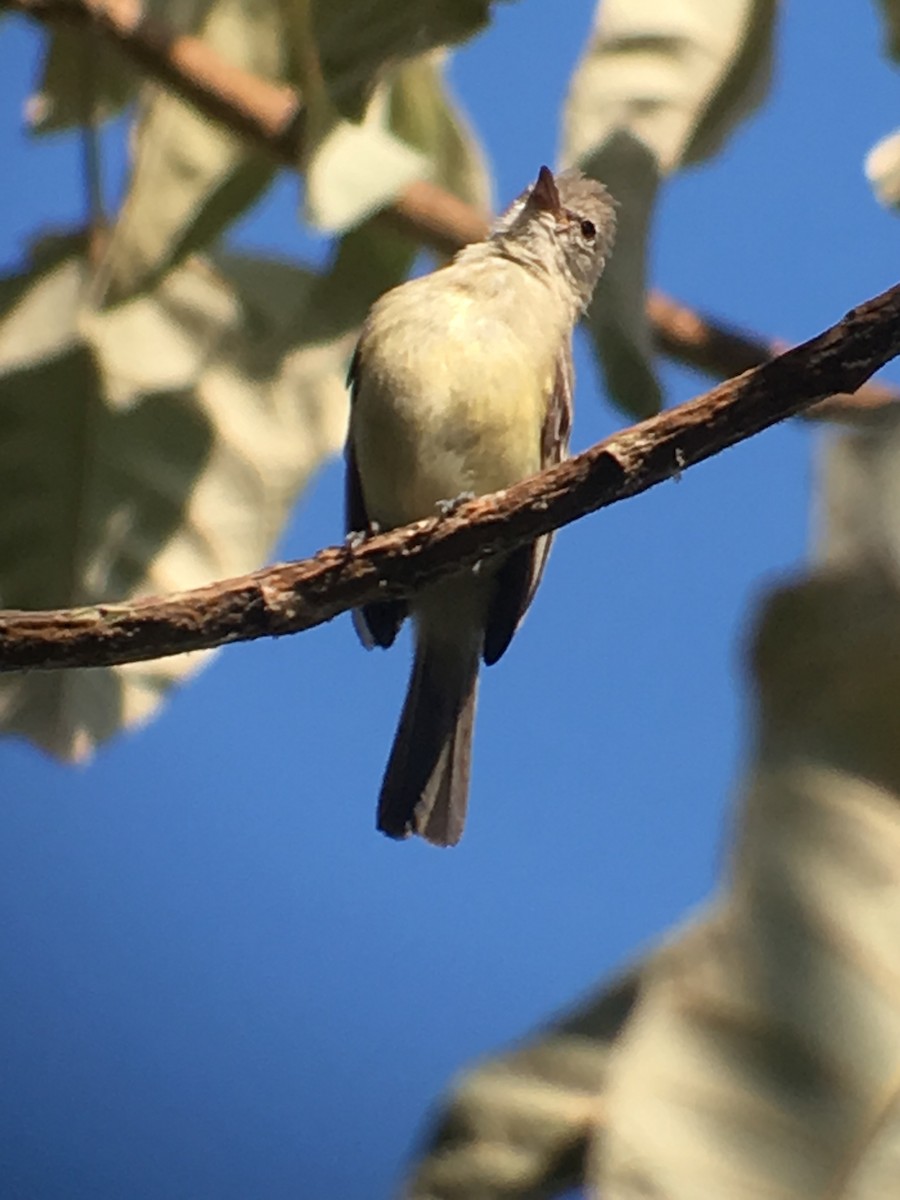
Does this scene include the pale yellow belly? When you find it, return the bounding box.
[352,327,551,531]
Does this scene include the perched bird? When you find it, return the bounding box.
[346,166,616,846]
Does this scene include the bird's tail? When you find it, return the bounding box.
[377,633,480,847]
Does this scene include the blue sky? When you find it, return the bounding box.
[1,2,899,1197]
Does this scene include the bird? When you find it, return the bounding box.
[345,165,616,846]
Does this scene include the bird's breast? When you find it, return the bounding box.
[351,275,560,530]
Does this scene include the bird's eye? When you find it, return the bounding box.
[580,219,597,240]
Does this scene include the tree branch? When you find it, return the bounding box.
[2,281,899,673]
[6,0,305,153]
[645,293,900,422]
[6,0,898,417]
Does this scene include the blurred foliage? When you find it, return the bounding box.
[303,51,490,232]
[0,238,353,756]
[867,129,900,210]
[3,0,493,754]
[854,3,900,213]
[561,0,776,417]
[26,0,207,133]
[94,0,286,304]
[405,412,900,1197]
[304,0,501,121]
[875,0,900,59]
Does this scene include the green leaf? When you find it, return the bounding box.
[578,133,662,419]
[562,0,777,418]
[26,1,204,134]
[95,0,286,305]
[388,52,491,211]
[27,25,138,134]
[405,967,641,1198]
[597,423,900,1195]
[874,0,900,60]
[303,88,429,231]
[307,0,502,122]
[0,239,85,369]
[304,49,491,234]
[0,247,349,760]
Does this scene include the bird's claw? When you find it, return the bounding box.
[345,522,381,551]
[436,492,476,517]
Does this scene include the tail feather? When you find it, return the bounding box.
[377,637,479,847]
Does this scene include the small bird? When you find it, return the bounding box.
[346,166,616,846]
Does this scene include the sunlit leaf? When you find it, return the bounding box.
[303,86,428,231]
[562,0,777,418]
[304,49,491,234]
[0,246,351,760]
[865,129,900,209]
[0,238,84,369]
[95,0,286,305]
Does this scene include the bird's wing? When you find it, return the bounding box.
[345,345,408,650]
[482,345,573,666]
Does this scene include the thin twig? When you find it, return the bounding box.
[2,280,899,672]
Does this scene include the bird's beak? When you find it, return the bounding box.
[528,165,561,215]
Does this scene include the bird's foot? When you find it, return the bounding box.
[436,492,476,517]
[345,521,382,551]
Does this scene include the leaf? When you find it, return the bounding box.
[865,129,900,209]
[578,131,662,420]
[95,0,286,305]
[405,967,641,1199]
[0,238,84,370]
[304,49,491,234]
[308,0,501,122]
[303,86,429,231]
[26,1,205,134]
[817,415,900,572]
[300,218,418,340]
[407,418,900,1198]
[388,52,492,211]
[874,0,900,60]
[596,582,900,1196]
[287,0,496,226]
[27,25,138,134]
[0,247,350,760]
[593,419,900,1197]
[561,0,777,418]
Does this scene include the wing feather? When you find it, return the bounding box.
[483,345,573,666]
[346,346,408,649]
